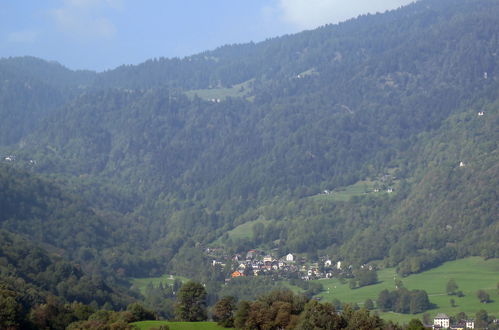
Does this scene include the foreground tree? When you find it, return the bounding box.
[0,293,23,329]
[233,301,251,329]
[174,281,207,321]
[126,302,156,322]
[406,319,426,330]
[297,300,346,330]
[212,296,236,327]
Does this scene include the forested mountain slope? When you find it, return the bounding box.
[0,166,138,328]
[0,57,95,145]
[0,0,498,284]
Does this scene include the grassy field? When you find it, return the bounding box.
[185,79,253,101]
[310,180,380,202]
[313,257,499,324]
[215,218,273,244]
[131,321,225,330]
[130,274,190,295]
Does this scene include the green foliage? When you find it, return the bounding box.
[476,290,490,304]
[351,269,379,289]
[475,309,489,328]
[376,288,431,314]
[175,281,208,322]
[315,257,499,324]
[406,319,426,330]
[446,279,458,295]
[219,276,281,302]
[212,296,236,328]
[1,0,498,280]
[130,321,225,330]
[297,300,345,330]
[364,298,375,311]
[0,289,23,329]
[234,288,307,330]
[127,302,157,322]
[0,1,499,326]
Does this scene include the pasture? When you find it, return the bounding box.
[130,274,189,295]
[313,257,499,324]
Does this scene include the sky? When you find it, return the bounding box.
[0,0,415,72]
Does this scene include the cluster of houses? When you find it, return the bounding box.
[206,248,348,281]
[230,251,345,280]
[431,313,474,329]
[431,313,499,330]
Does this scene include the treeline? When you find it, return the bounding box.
[210,287,417,329]
[0,230,135,307]
[377,288,431,314]
[1,292,156,330]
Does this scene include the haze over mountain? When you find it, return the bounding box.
[0,0,498,327]
[1,0,415,71]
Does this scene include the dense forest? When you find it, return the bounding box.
[0,0,498,327]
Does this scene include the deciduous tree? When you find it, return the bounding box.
[174,281,207,321]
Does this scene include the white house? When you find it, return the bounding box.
[434,313,450,328]
[466,320,474,329]
[336,261,342,270]
[478,111,485,116]
[324,259,332,267]
[286,253,294,262]
[263,255,273,263]
[459,161,465,167]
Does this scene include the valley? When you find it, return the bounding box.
[0,0,498,328]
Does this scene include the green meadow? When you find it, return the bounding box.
[185,79,253,102]
[313,257,499,324]
[215,218,273,243]
[131,321,225,330]
[310,180,388,202]
[130,274,190,295]
[310,181,374,202]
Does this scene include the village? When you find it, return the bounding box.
[205,247,357,282]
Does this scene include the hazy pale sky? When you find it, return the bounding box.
[0,0,415,71]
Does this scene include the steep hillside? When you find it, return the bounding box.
[0,57,96,145]
[0,0,498,284]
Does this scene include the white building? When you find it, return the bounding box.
[434,313,450,328]
[263,255,273,263]
[286,253,294,262]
